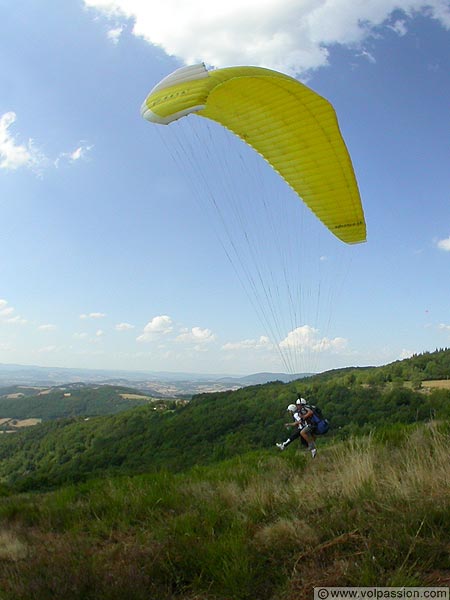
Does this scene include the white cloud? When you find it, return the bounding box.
[73,329,105,344]
[0,112,46,172]
[439,323,450,332]
[437,236,450,251]
[107,25,124,43]
[37,345,58,353]
[1,111,93,175]
[115,322,135,331]
[80,312,107,319]
[84,0,450,75]
[0,299,27,325]
[357,49,376,64]
[56,143,93,166]
[222,335,272,351]
[137,315,173,342]
[389,19,408,35]
[4,315,27,325]
[176,326,216,344]
[279,325,347,353]
[38,324,57,332]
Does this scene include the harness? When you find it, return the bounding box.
[300,404,329,435]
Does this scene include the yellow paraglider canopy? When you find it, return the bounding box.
[141,63,366,244]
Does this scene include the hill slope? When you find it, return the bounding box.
[0,422,448,599]
[1,368,450,490]
[0,385,153,421]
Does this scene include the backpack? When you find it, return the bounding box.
[306,404,329,435]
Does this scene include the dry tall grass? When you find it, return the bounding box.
[287,422,450,508]
[0,423,448,599]
[0,530,27,561]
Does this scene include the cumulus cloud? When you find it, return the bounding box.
[84,0,450,75]
[176,326,216,344]
[279,325,347,353]
[115,322,135,331]
[80,312,106,319]
[0,299,27,325]
[137,315,173,342]
[222,335,272,351]
[0,111,93,175]
[436,236,450,251]
[0,112,46,172]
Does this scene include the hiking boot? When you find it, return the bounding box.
[276,443,285,451]
[311,448,317,458]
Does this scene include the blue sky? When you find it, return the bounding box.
[0,0,449,375]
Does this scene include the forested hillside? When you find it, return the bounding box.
[0,349,449,597]
[310,347,450,385]
[0,348,449,491]
[0,385,154,420]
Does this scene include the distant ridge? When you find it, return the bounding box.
[217,372,312,385]
[0,363,312,396]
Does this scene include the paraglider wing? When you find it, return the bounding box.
[141,63,366,244]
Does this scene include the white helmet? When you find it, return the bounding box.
[296,397,307,405]
[287,404,297,412]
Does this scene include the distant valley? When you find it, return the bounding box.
[0,363,311,397]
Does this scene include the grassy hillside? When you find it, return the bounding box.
[0,422,448,599]
[0,370,450,491]
[0,350,449,597]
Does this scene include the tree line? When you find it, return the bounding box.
[0,352,449,491]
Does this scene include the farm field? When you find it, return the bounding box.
[422,380,450,389]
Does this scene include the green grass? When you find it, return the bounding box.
[0,422,449,599]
